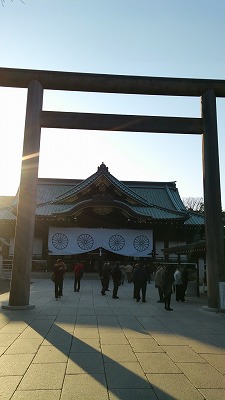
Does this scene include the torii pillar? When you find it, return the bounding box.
[3,80,43,309]
[202,89,225,310]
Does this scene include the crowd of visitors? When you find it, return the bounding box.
[51,259,189,310]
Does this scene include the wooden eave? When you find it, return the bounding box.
[162,241,206,255]
[52,198,148,219]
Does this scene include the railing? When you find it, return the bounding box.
[2,260,12,279]
[2,259,48,279]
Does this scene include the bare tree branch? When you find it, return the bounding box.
[1,0,25,6]
[182,197,204,212]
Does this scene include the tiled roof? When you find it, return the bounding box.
[184,211,205,225]
[0,164,205,226]
[132,205,188,220]
[126,184,187,211]
[54,166,149,206]
[0,207,15,220]
[33,178,197,223]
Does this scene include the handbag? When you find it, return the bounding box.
[51,272,56,283]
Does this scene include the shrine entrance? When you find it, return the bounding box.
[0,67,224,310]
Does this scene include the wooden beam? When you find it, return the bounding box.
[1,67,225,96]
[41,111,203,134]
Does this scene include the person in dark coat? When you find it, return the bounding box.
[145,262,152,284]
[53,259,67,300]
[100,262,111,295]
[111,261,122,299]
[154,265,164,303]
[132,263,139,299]
[162,265,174,311]
[181,267,189,302]
[174,266,183,302]
[134,262,148,302]
[73,261,84,292]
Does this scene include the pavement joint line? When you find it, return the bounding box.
[0,278,224,399]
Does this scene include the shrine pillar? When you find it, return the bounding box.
[201,89,225,310]
[5,80,43,308]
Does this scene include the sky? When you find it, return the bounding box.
[0,0,225,208]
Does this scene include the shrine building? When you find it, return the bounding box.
[0,162,205,271]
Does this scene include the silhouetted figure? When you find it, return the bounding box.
[145,263,152,283]
[53,259,67,300]
[100,262,111,295]
[125,263,133,283]
[174,267,183,302]
[73,261,84,292]
[162,265,174,311]
[134,263,148,302]
[111,261,122,299]
[119,263,126,285]
[155,265,164,302]
[132,263,139,299]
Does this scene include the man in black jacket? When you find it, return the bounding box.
[134,263,148,302]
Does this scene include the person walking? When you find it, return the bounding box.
[134,262,148,302]
[111,261,122,299]
[105,262,111,291]
[100,262,111,295]
[53,259,67,300]
[174,266,183,302]
[155,264,164,303]
[73,261,84,292]
[119,262,126,285]
[125,263,133,283]
[132,263,139,299]
[145,262,152,283]
[162,265,174,311]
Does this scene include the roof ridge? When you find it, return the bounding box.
[51,164,149,206]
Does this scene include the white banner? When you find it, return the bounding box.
[48,227,153,257]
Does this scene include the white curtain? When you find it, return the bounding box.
[48,227,153,257]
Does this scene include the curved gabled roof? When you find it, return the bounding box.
[0,163,204,226]
[53,163,149,206]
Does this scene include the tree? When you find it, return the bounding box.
[1,0,24,6]
[182,197,204,212]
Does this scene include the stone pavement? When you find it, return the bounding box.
[0,277,225,400]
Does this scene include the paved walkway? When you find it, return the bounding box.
[0,277,225,400]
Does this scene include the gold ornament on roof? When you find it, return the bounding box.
[93,207,112,215]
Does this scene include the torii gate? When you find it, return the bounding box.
[0,67,224,310]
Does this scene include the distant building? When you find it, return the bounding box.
[0,163,205,270]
